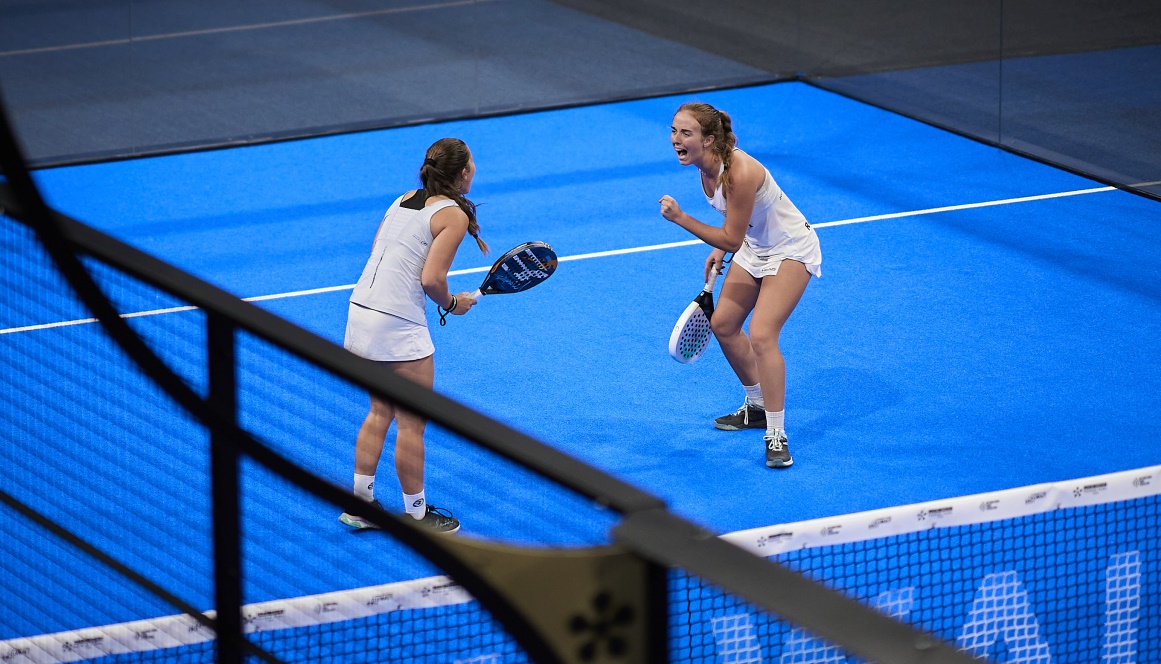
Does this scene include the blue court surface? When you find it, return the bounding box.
[7,81,1161,638]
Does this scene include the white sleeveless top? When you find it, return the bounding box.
[349,192,457,325]
[705,157,822,270]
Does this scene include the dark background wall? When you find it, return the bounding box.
[0,0,773,166]
[548,0,1161,75]
[1,0,1157,196]
[549,0,1161,197]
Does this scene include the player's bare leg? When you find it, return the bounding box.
[749,260,811,467]
[710,267,767,430]
[388,355,434,496]
[749,261,810,411]
[343,354,447,531]
[354,396,394,477]
[389,355,459,533]
[712,266,761,384]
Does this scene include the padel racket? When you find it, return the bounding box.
[668,266,720,363]
[470,241,558,301]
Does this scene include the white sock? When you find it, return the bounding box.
[403,490,426,520]
[743,384,764,408]
[354,474,375,501]
[765,409,785,436]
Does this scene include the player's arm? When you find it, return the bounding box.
[659,158,759,253]
[422,205,476,314]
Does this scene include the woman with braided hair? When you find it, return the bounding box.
[660,102,821,469]
[340,137,488,534]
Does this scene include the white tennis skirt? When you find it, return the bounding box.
[731,239,822,279]
[344,303,434,362]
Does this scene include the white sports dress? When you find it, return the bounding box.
[705,156,822,279]
[345,192,457,362]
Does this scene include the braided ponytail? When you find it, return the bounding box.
[420,138,489,254]
[714,110,737,195]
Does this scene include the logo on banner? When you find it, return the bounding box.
[368,592,396,608]
[2,647,31,662]
[756,531,793,548]
[1025,491,1047,505]
[422,581,460,598]
[244,608,286,631]
[63,638,104,654]
[185,616,208,635]
[1074,482,1108,498]
[917,507,952,522]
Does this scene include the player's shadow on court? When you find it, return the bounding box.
[793,366,900,440]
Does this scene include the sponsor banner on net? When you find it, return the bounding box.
[0,576,471,663]
[721,464,1161,557]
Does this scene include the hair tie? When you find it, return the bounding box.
[437,295,457,326]
[423,157,437,167]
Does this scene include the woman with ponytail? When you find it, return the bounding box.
[659,103,822,470]
[340,137,488,534]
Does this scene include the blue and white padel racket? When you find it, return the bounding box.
[668,266,720,363]
[471,241,558,301]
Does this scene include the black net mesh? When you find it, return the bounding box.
[0,212,216,633]
[673,494,1160,662]
[233,328,619,549]
[10,180,1161,661]
[0,208,608,663]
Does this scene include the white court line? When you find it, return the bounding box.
[812,185,1114,228]
[0,0,490,58]
[0,185,1117,335]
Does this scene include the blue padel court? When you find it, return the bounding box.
[3,81,1161,651]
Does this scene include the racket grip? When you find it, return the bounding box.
[704,266,720,291]
[470,288,482,300]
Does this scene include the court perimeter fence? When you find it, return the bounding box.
[1,0,1157,200]
[0,84,977,664]
[553,0,1161,201]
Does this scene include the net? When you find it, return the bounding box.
[0,575,520,664]
[6,465,1157,663]
[0,212,217,631]
[698,465,1161,662]
[0,208,609,664]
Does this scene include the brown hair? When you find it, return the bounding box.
[676,102,737,196]
[419,137,488,254]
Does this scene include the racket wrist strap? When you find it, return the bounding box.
[437,295,457,326]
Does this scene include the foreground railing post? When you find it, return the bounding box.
[208,312,244,664]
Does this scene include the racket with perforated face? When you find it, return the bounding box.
[668,266,720,363]
[470,241,558,301]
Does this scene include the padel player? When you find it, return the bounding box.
[340,138,487,533]
[659,103,821,469]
